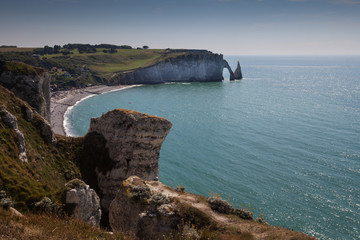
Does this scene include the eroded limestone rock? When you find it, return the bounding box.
[81,109,172,213]
[0,65,51,122]
[109,176,180,239]
[112,51,234,84]
[223,60,235,80]
[33,115,57,145]
[22,105,33,122]
[0,106,27,162]
[9,207,24,218]
[234,61,243,80]
[65,179,101,228]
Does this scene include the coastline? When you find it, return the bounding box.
[50,85,132,136]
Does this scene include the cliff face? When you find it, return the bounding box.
[80,109,172,213]
[113,52,227,84]
[0,61,51,122]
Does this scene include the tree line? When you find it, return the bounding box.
[33,44,150,55]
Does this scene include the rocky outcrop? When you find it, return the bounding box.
[234,61,243,79]
[109,176,179,239]
[65,179,101,228]
[33,115,57,145]
[112,51,236,84]
[0,61,51,122]
[80,109,172,213]
[109,176,315,240]
[0,106,27,162]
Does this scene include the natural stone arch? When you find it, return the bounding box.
[223,60,235,80]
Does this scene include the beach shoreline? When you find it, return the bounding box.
[50,85,131,136]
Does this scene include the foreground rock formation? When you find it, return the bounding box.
[109,176,315,240]
[0,61,51,122]
[0,106,27,162]
[109,176,177,239]
[80,109,172,213]
[112,50,237,84]
[65,179,102,228]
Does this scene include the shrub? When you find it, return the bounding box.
[34,197,60,214]
[207,193,255,220]
[149,193,170,206]
[0,190,13,210]
[0,198,13,210]
[207,197,233,214]
[128,186,151,202]
[233,208,253,220]
[255,215,268,224]
[65,179,86,190]
[175,185,185,193]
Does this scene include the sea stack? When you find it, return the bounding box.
[234,61,243,79]
[80,109,172,212]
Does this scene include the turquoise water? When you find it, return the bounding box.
[66,56,360,239]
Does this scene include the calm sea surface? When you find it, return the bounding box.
[65,56,360,239]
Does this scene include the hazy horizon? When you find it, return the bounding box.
[1,0,360,56]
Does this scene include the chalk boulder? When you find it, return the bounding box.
[65,179,101,228]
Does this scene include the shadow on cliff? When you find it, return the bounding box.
[79,132,117,227]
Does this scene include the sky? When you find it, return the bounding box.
[1,0,360,55]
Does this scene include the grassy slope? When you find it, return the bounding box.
[0,61,42,76]
[0,85,82,210]
[0,208,131,240]
[43,49,185,78]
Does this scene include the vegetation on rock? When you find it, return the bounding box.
[0,60,39,76]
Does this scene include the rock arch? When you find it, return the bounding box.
[223,60,235,80]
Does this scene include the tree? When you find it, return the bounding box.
[119,45,132,49]
[62,49,71,55]
[33,48,45,55]
[53,45,61,54]
[143,45,149,49]
[44,45,54,54]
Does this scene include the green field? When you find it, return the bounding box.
[0,47,189,89]
[43,49,183,75]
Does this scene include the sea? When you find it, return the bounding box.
[64,56,360,240]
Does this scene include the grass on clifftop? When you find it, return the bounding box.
[0,208,131,240]
[42,49,186,78]
[0,61,39,76]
